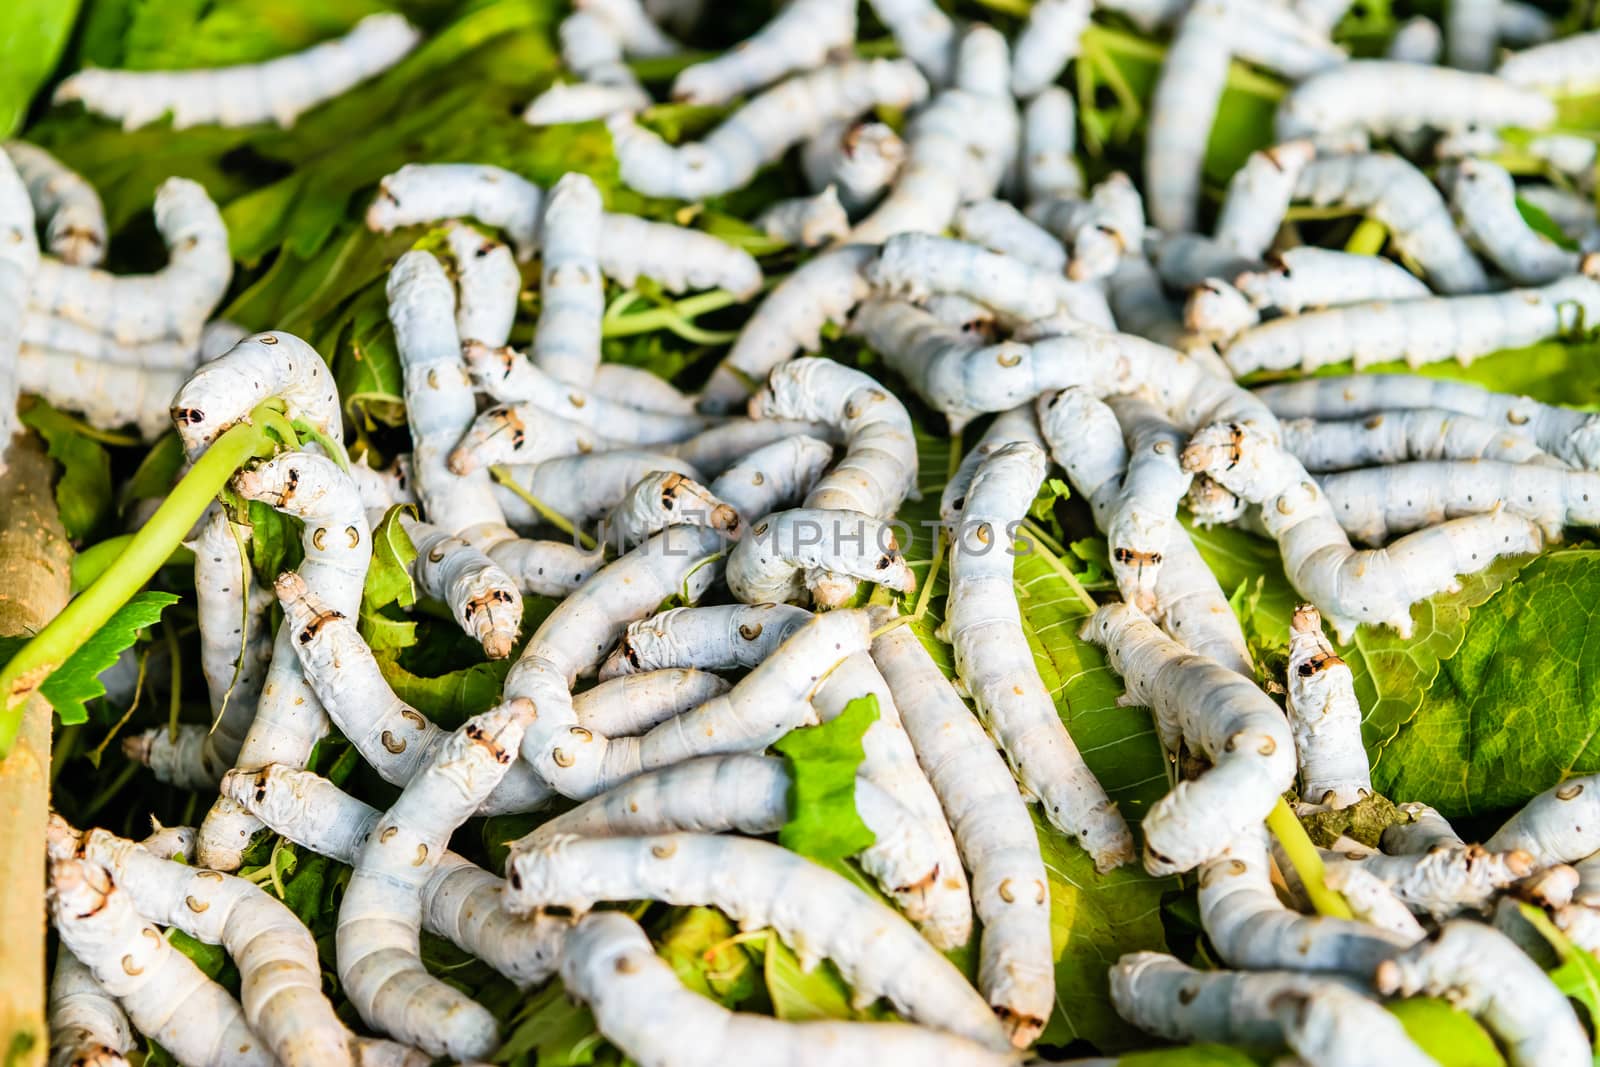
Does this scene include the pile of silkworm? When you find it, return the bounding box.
[16,0,1600,1064]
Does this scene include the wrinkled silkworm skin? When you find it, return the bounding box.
[1109,951,1364,1048]
[1487,773,1600,866]
[1038,172,1146,283]
[53,14,419,130]
[506,833,1010,1050]
[366,163,544,259]
[1447,0,1498,69]
[1152,233,1257,294]
[6,141,106,266]
[870,615,1053,1048]
[1232,246,1432,318]
[868,233,1073,322]
[1183,280,1260,346]
[1286,605,1371,809]
[572,669,733,736]
[1554,901,1600,954]
[1225,0,1348,79]
[443,222,518,349]
[1377,920,1591,1067]
[1182,420,1545,638]
[1087,606,1295,874]
[1198,826,1412,972]
[404,518,522,659]
[801,121,906,214]
[21,312,200,369]
[1213,140,1316,259]
[953,199,1067,273]
[941,405,1044,527]
[171,330,340,458]
[1104,251,1189,348]
[15,349,180,441]
[864,0,956,84]
[1011,0,1091,98]
[1452,159,1581,285]
[667,420,838,475]
[521,80,649,126]
[514,753,944,920]
[1317,458,1600,543]
[220,764,564,986]
[1321,864,1428,940]
[948,443,1133,871]
[1382,801,1466,854]
[1323,845,1534,920]
[463,340,720,445]
[1498,29,1600,93]
[47,857,274,1067]
[1256,373,1600,471]
[610,60,928,201]
[755,186,850,248]
[1184,472,1250,529]
[1387,15,1443,61]
[449,403,625,472]
[1276,61,1556,143]
[1104,395,1191,615]
[588,363,694,414]
[73,827,352,1067]
[1274,984,1438,1067]
[560,912,1021,1067]
[273,572,552,814]
[48,948,132,1067]
[339,699,535,1059]
[672,0,856,106]
[1572,852,1600,906]
[1021,87,1082,206]
[494,450,703,528]
[592,212,765,298]
[32,177,228,350]
[600,470,741,549]
[701,245,875,413]
[1145,0,1232,233]
[1292,153,1491,294]
[534,173,604,386]
[725,507,915,606]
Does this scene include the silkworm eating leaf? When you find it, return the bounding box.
[771,693,879,866]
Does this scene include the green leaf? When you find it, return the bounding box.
[1114,1048,1258,1067]
[763,936,893,1022]
[770,693,879,864]
[364,504,419,610]
[1374,550,1600,817]
[493,979,603,1067]
[1516,196,1581,252]
[376,653,511,729]
[243,499,299,580]
[1515,902,1600,1049]
[1386,997,1507,1067]
[0,0,82,137]
[125,433,186,501]
[167,928,229,981]
[0,591,178,725]
[20,401,113,541]
[657,906,758,1009]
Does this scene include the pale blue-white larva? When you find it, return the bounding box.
[1285,604,1371,809]
[670,0,856,106]
[532,173,605,386]
[5,140,106,266]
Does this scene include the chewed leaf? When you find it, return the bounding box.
[771,694,878,864]
[494,979,600,1067]
[763,936,895,1023]
[657,906,759,1009]
[364,504,418,611]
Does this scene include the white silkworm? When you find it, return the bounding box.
[573,669,732,736]
[580,0,681,57]
[340,699,534,1059]
[1320,864,1428,940]
[1011,0,1091,98]
[941,405,1043,527]
[1293,153,1490,294]
[701,244,875,412]
[1151,233,1256,296]
[954,199,1067,273]
[54,14,419,130]
[1220,271,1600,375]
[1499,1,1555,44]
[1554,902,1600,954]
[1145,0,1231,233]
[443,222,517,349]
[1376,920,1590,1067]
[1104,395,1191,615]
[1181,420,1545,638]
[0,150,36,461]
[1231,246,1432,316]
[555,12,647,110]
[1104,251,1188,348]
[670,0,856,106]
[1087,606,1295,874]
[1386,15,1443,63]
[506,833,1009,1050]
[533,173,603,386]
[1228,0,1349,79]
[1286,604,1372,809]
[1183,280,1260,346]
[521,80,649,126]
[403,519,522,660]
[1214,140,1315,259]
[1317,459,1600,543]
[448,403,624,472]
[1278,62,1555,143]
[1274,984,1438,1067]
[493,450,702,527]
[589,363,694,414]
[1021,87,1082,206]
[1038,172,1146,283]
[1447,0,1499,69]
[1382,800,1466,854]
[1255,373,1600,471]
[1498,29,1600,93]
[755,186,850,248]
[600,470,741,548]
[6,141,106,266]
[864,0,957,83]
[1322,846,1533,919]
[171,330,340,458]
[870,614,1053,1047]
[1110,952,1362,1048]
[948,26,1020,195]
[49,948,132,1067]
[220,764,564,986]
[947,442,1132,871]
[21,312,198,369]
[515,753,942,919]
[667,420,837,476]
[610,60,928,201]
[1452,158,1581,285]
[867,234,1073,325]
[560,911,1019,1067]
[800,121,905,214]
[273,572,552,815]
[1487,773,1600,866]
[31,177,229,347]
[366,163,543,260]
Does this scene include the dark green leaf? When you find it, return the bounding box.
[243,499,300,581]
[377,653,511,729]
[20,401,113,540]
[1516,197,1581,252]
[167,928,230,981]
[771,694,878,863]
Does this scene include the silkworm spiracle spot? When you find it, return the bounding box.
[998,349,1022,368]
[197,870,223,882]
[429,547,446,562]
[615,954,640,974]
[121,955,142,976]
[381,731,406,754]
[553,748,575,767]
[1177,984,1198,1005]
[312,527,328,551]
[261,336,278,345]
[185,895,208,913]
[569,726,593,741]
[1035,881,1047,904]
[652,841,677,859]
[998,878,1016,902]
[1560,783,1585,800]
[739,623,763,640]
[380,826,398,842]
[977,523,993,545]
[346,526,361,548]
[399,710,425,729]
[413,844,428,866]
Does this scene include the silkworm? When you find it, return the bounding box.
[1376,920,1590,1067]
[580,0,682,58]
[559,911,1020,1067]
[600,470,742,549]
[339,699,535,1058]
[1021,87,1082,206]
[800,121,906,215]
[940,404,1044,527]
[1448,0,1501,70]
[0,144,42,458]
[589,363,695,414]
[448,404,625,473]
[863,0,957,84]
[48,948,132,1067]
[670,0,856,106]
[219,763,564,986]
[572,669,733,736]
[1279,61,1555,144]
[21,312,200,369]
[1221,0,1348,81]
[6,140,106,265]
[1145,0,1233,233]
[952,200,1067,274]
[1232,246,1432,316]
[1087,605,1296,874]
[1498,29,1600,93]
[1386,15,1443,62]
[1286,604,1371,809]
[1104,395,1191,615]
[403,519,523,659]
[170,330,340,458]
[1181,420,1545,638]
[1499,1,1555,44]
[1293,152,1491,294]
[1486,773,1600,866]
[1034,172,1146,282]
[1213,140,1316,259]
[53,14,420,130]
[1381,801,1467,855]
[755,186,850,248]
[1011,0,1091,98]
[1273,983,1439,1067]
[1152,233,1258,293]
[1104,252,1187,347]
[1452,158,1581,285]
[444,222,518,349]
[521,80,649,126]
[1320,864,1428,941]
[47,857,273,1067]
[533,173,604,386]
[1322,845,1534,919]
[609,60,928,201]
[666,420,838,475]
[554,12,646,114]
[505,833,1010,1050]
[1221,271,1600,375]
[493,450,703,528]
